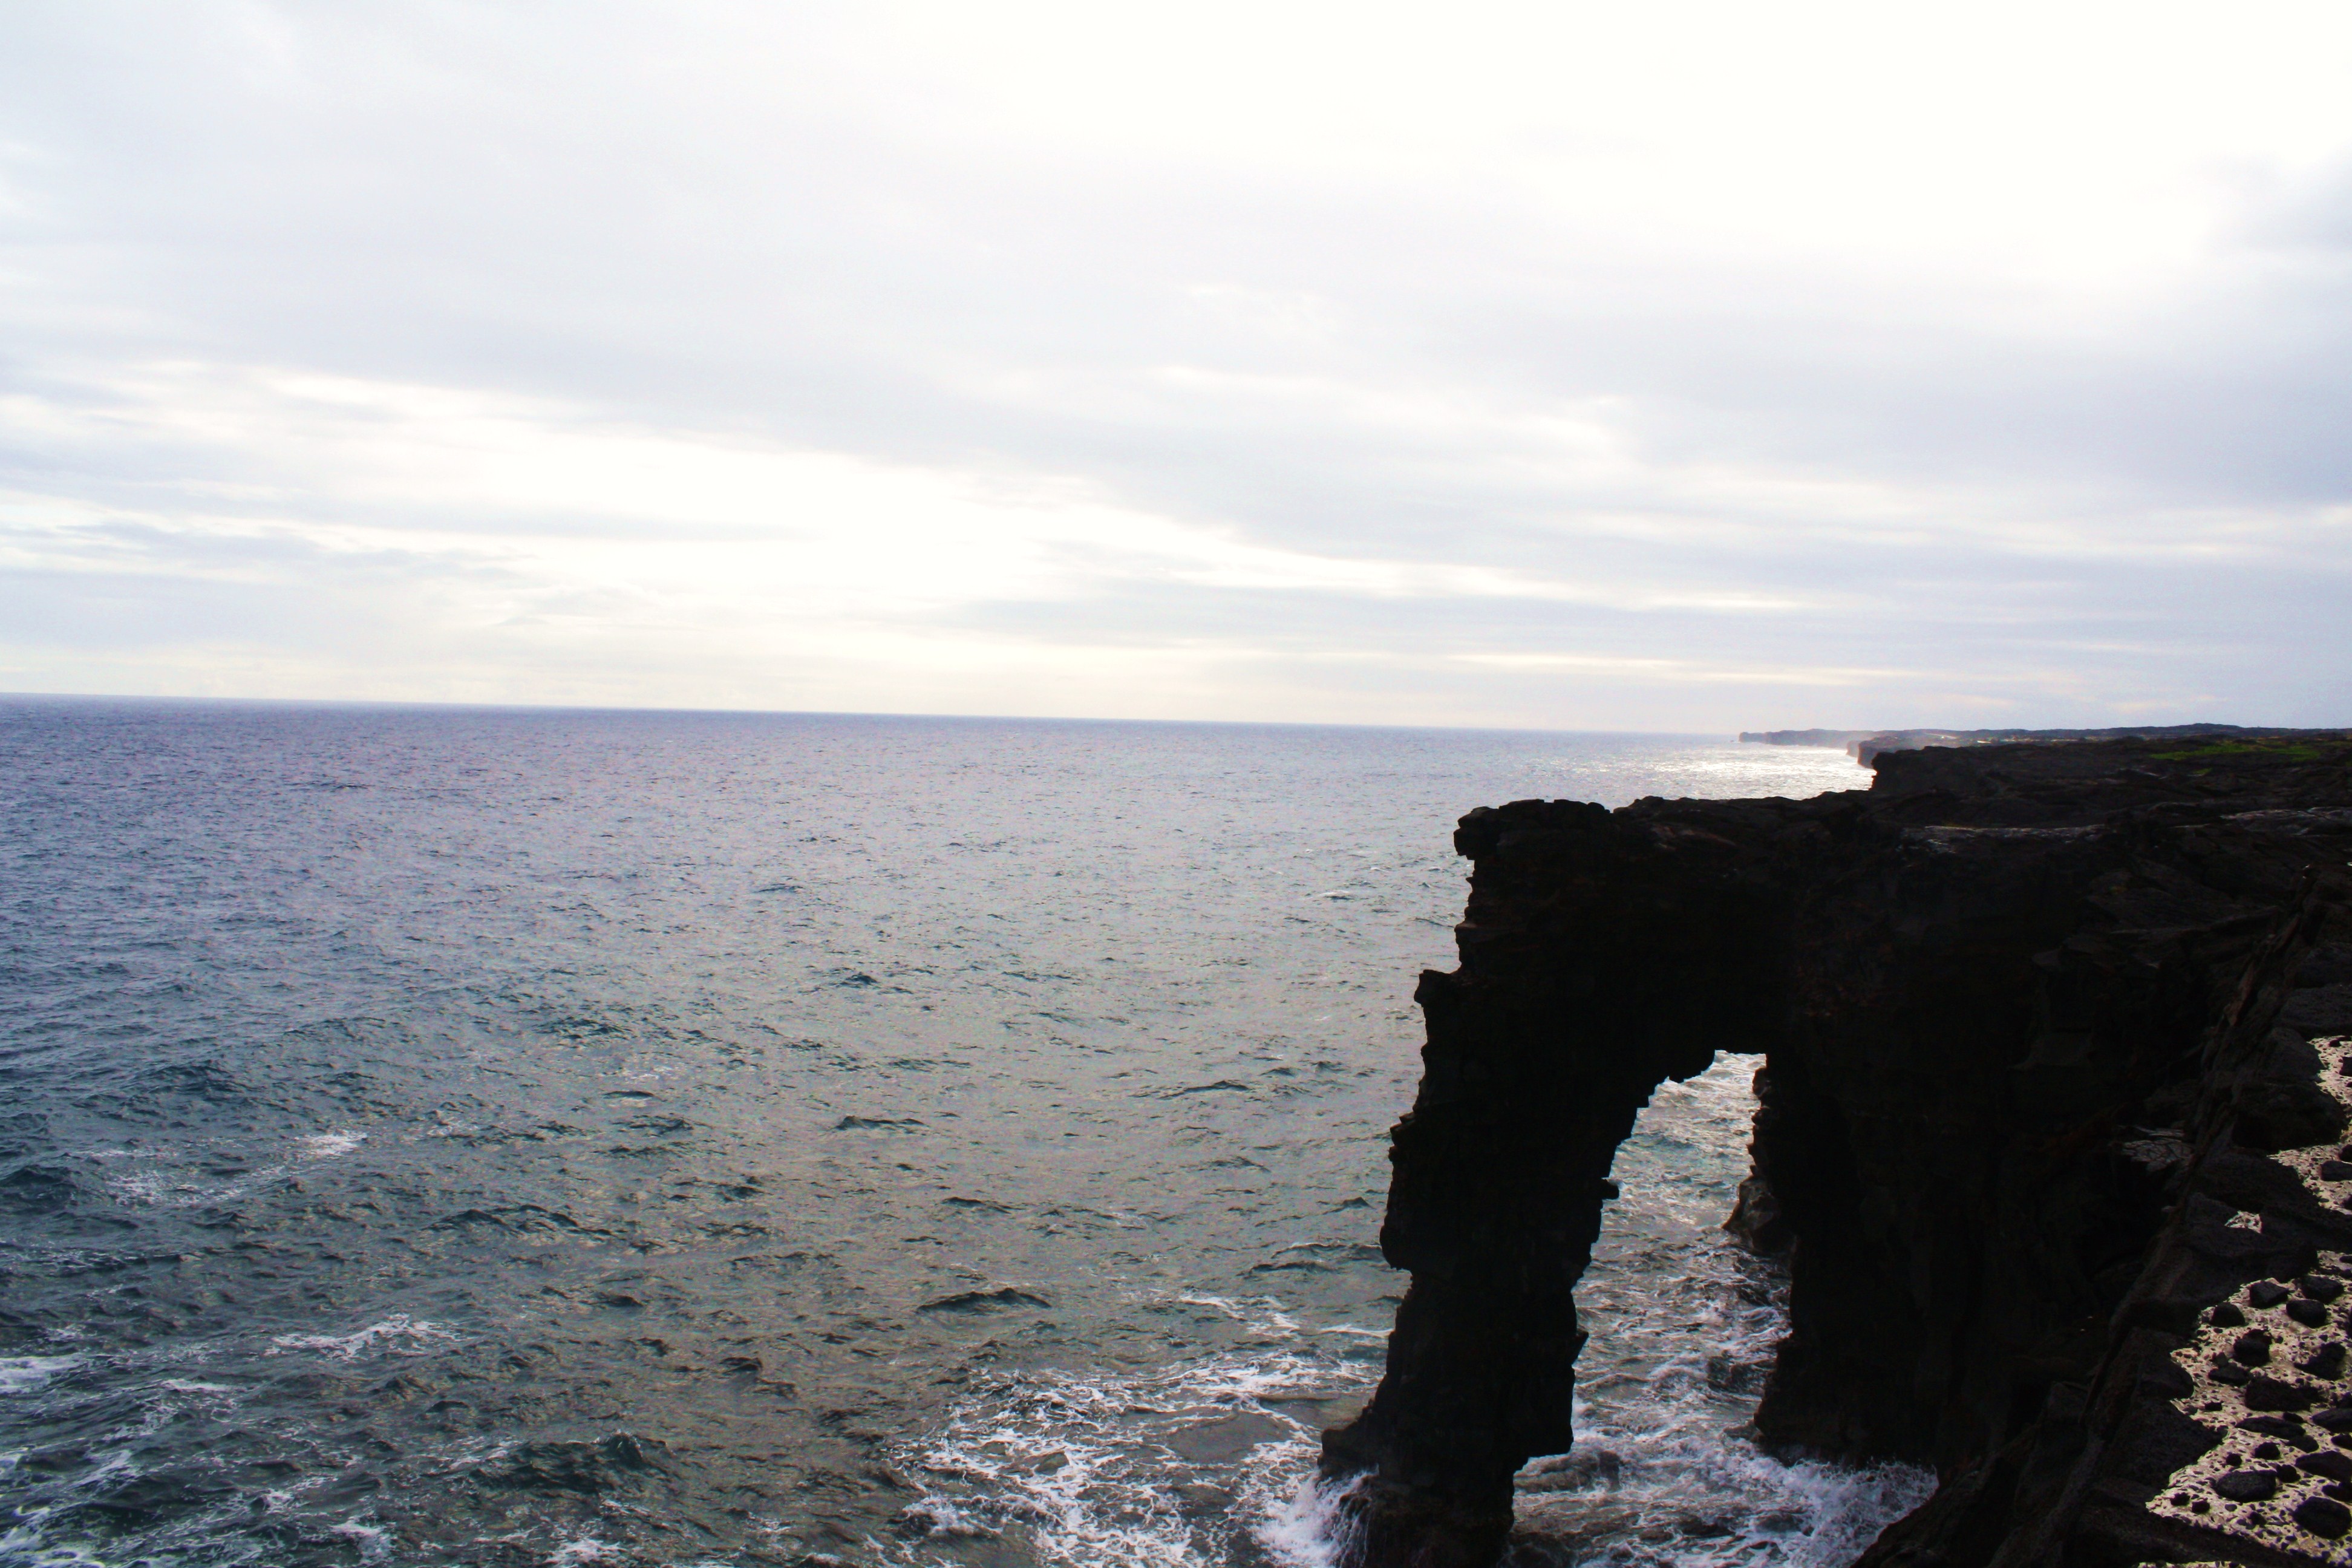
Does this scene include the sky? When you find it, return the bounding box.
[4,2,2351,731]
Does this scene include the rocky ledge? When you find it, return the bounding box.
[1320,734,2352,1568]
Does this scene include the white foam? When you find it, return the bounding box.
[106,1165,286,1207]
[332,1520,393,1560]
[885,1048,1935,1568]
[896,1498,999,1539]
[1515,1062,1936,1568]
[299,1130,367,1159]
[1260,1471,1366,1568]
[887,1344,1376,1568]
[548,1536,618,1566]
[1170,1292,1302,1339]
[267,1315,459,1360]
[0,1355,82,1396]
[0,1511,111,1567]
[1518,1409,1935,1568]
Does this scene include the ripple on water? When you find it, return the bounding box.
[0,705,1883,1566]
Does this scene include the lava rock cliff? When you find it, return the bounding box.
[1321,735,2352,1568]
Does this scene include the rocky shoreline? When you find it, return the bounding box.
[1739,724,2331,766]
[1321,733,2352,1568]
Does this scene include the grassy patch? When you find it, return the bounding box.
[2151,739,2337,763]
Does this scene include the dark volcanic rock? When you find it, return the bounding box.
[1723,1169,1792,1253]
[2245,1374,2320,1413]
[2235,1074,2348,1152]
[2297,1494,2352,1538]
[2302,1449,2352,1480]
[1322,734,2352,1568]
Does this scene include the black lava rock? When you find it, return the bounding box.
[2247,1376,2321,1413]
[2301,1449,2352,1481]
[1324,736,2352,1568]
[2296,1495,2352,1538]
[2242,1415,2317,1451]
[2235,1076,2348,1152]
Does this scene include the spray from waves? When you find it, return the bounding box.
[881,1340,1378,1568]
[1515,1425,1935,1568]
[1509,1240,1935,1568]
[878,1053,1929,1568]
[298,1129,367,1159]
[880,1304,1927,1568]
[0,1356,83,1397]
[264,1314,461,1361]
[1261,1469,1366,1568]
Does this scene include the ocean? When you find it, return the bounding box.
[0,699,1927,1568]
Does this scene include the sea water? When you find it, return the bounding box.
[0,700,1924,1568]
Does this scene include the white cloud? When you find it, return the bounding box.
[2,1,2350,727]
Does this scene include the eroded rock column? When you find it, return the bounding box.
[1321,797,1802,1566]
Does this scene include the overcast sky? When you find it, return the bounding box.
[5,2,2350,730]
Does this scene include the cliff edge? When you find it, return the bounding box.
[1321,734,2352,1568]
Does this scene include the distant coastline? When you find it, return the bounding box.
[1739,722,2336,765]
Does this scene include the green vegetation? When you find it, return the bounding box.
[2151,739,2339,763]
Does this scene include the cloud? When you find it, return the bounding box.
[1,1,2350,727]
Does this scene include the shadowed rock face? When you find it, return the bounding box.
[1321,736,2352,1568]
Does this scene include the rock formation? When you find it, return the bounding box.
[1840,726,2332,768]
[1322,734,2352,1568]
[1739,724,2328,765]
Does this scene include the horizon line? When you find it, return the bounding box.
[0,687,2301,741]
[0,687,1877,740]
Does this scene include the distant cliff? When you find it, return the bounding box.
[1740,724,2328,766]
[1322,734,2352,1568]
[1739,728,1883,747]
